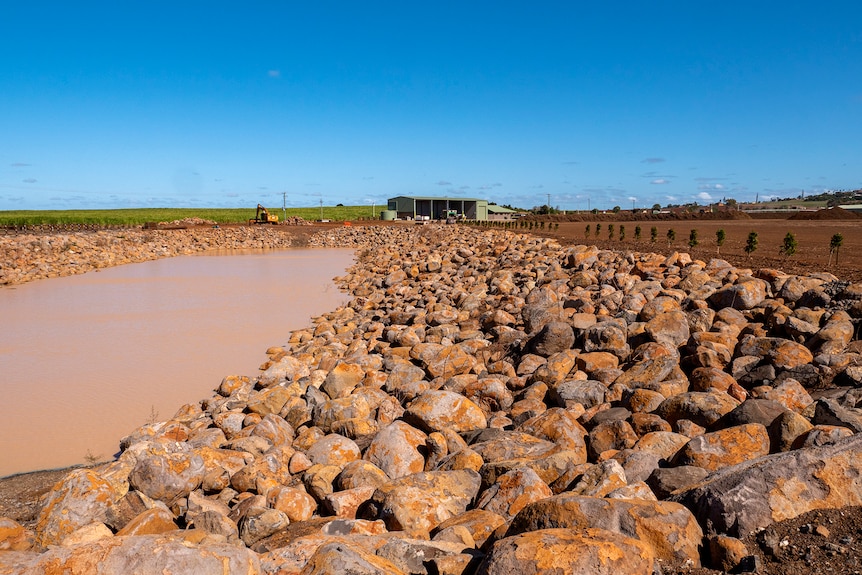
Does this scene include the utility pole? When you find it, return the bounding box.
[547,194,551,213]
[319,199,323,221]
[282,192,287,221]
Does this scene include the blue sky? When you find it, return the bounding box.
[1,2,860,211]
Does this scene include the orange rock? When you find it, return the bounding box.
[116,508,177,537]
[673,423,770,471]
[506,494,702,565]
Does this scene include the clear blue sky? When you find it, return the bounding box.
[2,2,860,211]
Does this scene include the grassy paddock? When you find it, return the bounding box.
[0,206,380,227]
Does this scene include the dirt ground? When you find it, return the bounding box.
[3,213,862,573]
[534,217,862,284]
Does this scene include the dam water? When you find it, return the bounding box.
[0,248,354,477]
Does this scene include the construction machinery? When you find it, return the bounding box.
[249,204,279,225]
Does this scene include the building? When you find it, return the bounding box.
[487,204,523,220]
[386,196,488,221]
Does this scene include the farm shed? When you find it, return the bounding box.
[387,196,488,221]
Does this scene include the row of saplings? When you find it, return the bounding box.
[465,220,562,231]
[583,224,846,265]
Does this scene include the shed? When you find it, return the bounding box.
[387,196,488,221]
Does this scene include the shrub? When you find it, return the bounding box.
[780,232,797,257]
[830,233,844,265]
[744,231,758,258]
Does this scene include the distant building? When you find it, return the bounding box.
[487,204,523,220]
[387,196,488,220]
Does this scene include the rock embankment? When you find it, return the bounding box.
[0,227,297,286]
[3,224,862,574]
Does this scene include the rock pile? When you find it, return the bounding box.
[3,224,862,574]
[0,227,296,285]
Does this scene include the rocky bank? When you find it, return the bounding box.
[3,223,862,574]
[0,226,298,286]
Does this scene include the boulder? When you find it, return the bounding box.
[506,493,702,565]
[36,469,119,547]
[405,390,487,433]
[671,433,862,538]
[368,470,482,536]
[364,421,428,479]
[478,528,655,575]
[672,423,771,471]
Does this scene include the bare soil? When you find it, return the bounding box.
[531,216,862,283]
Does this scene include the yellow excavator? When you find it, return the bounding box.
[249,204,279,225]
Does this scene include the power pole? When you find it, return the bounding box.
[547,194,551,213]
[282,192,287,221]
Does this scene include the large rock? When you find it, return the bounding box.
[708,278,768,310]
[368,470,482,536]
[529,321,575,356]
[736,336,815,371]
[656,391,740,428]
[506,493,703,565]
[405,390,487,433]
[476,466,553,521]
[128,447,206,505]
[364,421,428,479]
[671,433,862,538]
[672,423,771,471]
[477,528,655,575]
[10,534,260,574]
[36,469,119,547]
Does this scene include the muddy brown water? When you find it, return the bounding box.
[0,248,354,477]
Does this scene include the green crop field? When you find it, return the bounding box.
[0,205,380,227]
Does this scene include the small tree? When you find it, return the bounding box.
[608,224,615,240]
[595,223,601,238]
[666,228,676,246]
[744,231,758,258]
[612,205,621,213]
[619,225,626,241]
[585,224,591,238]
[688,229,699,249]
[716,229,726,255]
[829,233,844,266]
[634,225,642,241]
[779,232,797,257]
[650,226,658,243]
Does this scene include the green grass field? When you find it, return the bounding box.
[0,205,381,227]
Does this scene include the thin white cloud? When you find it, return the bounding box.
[437,180,452,186]
[651,179,670,185]
[698,183,725,191]
[697,192,713,200]
[642,157,665,164]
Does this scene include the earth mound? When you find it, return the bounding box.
[789,207,861,220]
